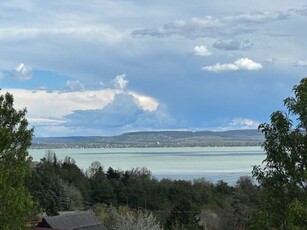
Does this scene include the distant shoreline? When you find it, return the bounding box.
[31,129,264,149]
[30,144,263,149]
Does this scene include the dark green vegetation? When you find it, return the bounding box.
[32,129,264,148]
[27,152,262,229]
[0,91,34,229]
[252,78,307,230]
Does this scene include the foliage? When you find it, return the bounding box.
[29,153,250,229]
[27,153,66,216]
[252,78,307,229]
[93,204,163,230]
[88,161,116,205]
[112,210,162,230]
[27,151,89,215]
[288,198,307,230]
[0,91,34,229]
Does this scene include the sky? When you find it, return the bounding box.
[0,0,307,137]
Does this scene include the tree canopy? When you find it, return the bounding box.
[0,91,34,229]
[252,78,307,229]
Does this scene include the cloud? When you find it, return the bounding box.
[210,117,261,131]
[4,86,159,133]
[12,63,32,80]
[295,60,307,67]
[34,104,174,137]
[6,88,116,119]
[129,92,158,111]
[99,81,105,87]
[28,117,65,126]
[64,80,85,92]
[65,93,142,128]
[64,93,172,131]
[227,11,288,24]
[1,1,306,137]
[213,39,254,50]
[112,74,129,90]
[134,104,175,129]
[288,6,307,16]
[132,10,288,39]
[265,57,279,64]
[228,118,260,129]
[193,45,212,56]
[132,16,223,39]
[0,26,125,45]
[202,58,263,72]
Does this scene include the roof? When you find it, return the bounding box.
[37,211,105,230]
[32,228,63,230]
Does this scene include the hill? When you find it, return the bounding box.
[31,129,264,148]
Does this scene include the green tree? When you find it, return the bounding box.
[60,156,89,204]
[28,155,67,216]
[88,162,116,205]
[165,180,201,230]
[0,91,34,229]
[252,78,307,229]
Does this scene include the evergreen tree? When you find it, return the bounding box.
[0,91,34,229]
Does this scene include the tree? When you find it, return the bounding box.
[0,91,34,229]
[112,210,163,230]
[28,155,68,216]
[116,207,162,230]
[88,162,116,205]
[252,78,307,229]
[60,156,89,204]
[218,177,261,230]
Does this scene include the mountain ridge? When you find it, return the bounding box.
[32,129,264,148]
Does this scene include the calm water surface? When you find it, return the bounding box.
[29,146,265,184]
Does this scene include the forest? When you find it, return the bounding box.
[26,152,262,229]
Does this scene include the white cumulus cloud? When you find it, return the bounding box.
[112,74,129,90]
[193,45,212,56]
[228,118,260,129]
[12,63,32,80]
[295,60,307,67]
[202,58,263,72]
[65,93,172,132]
[3,87,159,131]
[129,92,158,111]
[64,80,85,92]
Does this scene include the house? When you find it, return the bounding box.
[35,211,106,230]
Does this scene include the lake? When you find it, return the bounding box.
[29,146,265,184]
